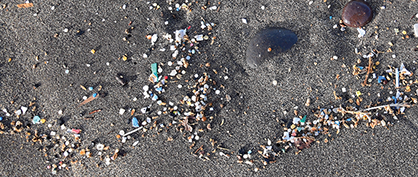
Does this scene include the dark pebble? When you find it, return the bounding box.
[246,28,297,68]
[342,0,373,27]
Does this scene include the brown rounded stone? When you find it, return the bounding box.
[342,0,373,27]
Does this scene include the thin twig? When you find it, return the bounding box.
[363,57,372,86]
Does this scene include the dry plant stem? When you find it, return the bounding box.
[337,103,411,115]
[361,103,411,112]
[363,57,372,86]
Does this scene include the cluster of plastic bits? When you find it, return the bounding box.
[341,0,373,28]
[246,28,297,68]
[135,22,219,139]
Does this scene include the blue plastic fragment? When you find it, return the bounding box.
[329,16,333,20]
[0,116,2,121]
[346,118,351,122]
[93,93,98,98]
[132,117,139,128]
[33,116,41,124]
[155,87,163,92]
[378,76,386,83]
[335,121,340,125]
[392,96,397,103]
[248,150,252,154]
[358,66,364,70]
[152,94,158,101]
[88,87,94,91]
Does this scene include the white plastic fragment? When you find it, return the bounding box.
[172,50,179,58]
[105,157,111,165]
[414,24,418,38]
[242,18,247,24]
[132,141,139,147]
[395,68,399,88]
[195,35,204,41]
[357,28,366,38]
[174,29,187,43]
[400,63,412,76]
[21,106,28,115]
[15,110,22,116]
[143,85,149,91]
[208,6,217,10]
[151,34,158,45]
[119,108,126,115]
[96,143,104,151]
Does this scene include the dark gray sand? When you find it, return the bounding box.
[1,0,418,176]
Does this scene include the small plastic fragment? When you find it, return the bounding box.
[414,24,418,38]
[400,63,412,76]
[21,106,28,115]
[17,3,33,8]
[33,116,41,124]
[357,28,366,38]
[149,63,159,82]
[174,29,187,43]
[151,34,158,45]
[132,117,139,128]
[300,115,307,125]
[132,141,139,146]
[71,129,81,134]
[378,76,386,83]
[119,108,126,115]
[0,117,2,121]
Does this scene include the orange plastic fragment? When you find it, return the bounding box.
[17,3,33,8]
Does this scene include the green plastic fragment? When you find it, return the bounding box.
[151,63,158,76]
[300,115,306,123]
[151,63,158,82]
